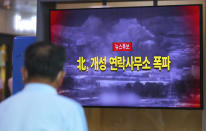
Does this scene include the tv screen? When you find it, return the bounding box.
[50,5,202,109]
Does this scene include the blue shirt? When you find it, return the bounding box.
[0,83,88,131]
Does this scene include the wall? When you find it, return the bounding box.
[0,8,35,36]
[56,0,205,131]
[85,108,202,131]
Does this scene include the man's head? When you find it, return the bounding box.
[22,41,66,88]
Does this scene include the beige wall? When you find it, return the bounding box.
[57,1,205,131]
[0,9,14,35]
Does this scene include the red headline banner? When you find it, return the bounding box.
[113,42,132,51]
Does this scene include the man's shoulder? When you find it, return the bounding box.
[0,92,23,109]
[54,95,83,110]
[55,95,82,106]
[0,92,82,110]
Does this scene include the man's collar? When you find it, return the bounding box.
[24,83,57,94]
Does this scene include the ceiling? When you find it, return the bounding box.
[0,0,156,14]
[14,0,37,13]
[0,0,37,14]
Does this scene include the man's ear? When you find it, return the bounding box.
[21,67,28,83]
[56,71,65,88]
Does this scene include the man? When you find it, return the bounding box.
[0,42,88,131]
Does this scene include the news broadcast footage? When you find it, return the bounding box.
[50,5,202,108]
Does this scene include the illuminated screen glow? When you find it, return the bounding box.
[50,5,202,108]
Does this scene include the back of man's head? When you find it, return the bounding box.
[24,41,65,81]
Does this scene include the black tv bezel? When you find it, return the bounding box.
[49,4,203,110]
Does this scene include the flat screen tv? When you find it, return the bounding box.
[50,5,202,109]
